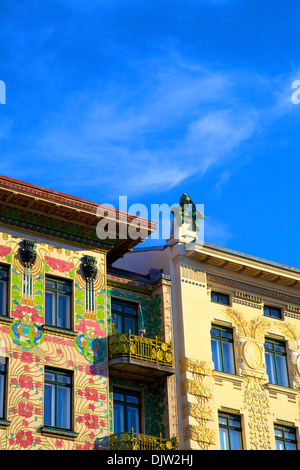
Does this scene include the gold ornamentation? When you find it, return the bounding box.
[243,373,271,450]
[180,357,215,450]
[243,340,263,370]
[225,308,270,341]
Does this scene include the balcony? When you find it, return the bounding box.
[108,332,175,381]
[110,430,178,451]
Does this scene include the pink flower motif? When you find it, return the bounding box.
[45,356,51,362]
[31,309,43,323]
[19,374,33,389]
[35,382,42,389]
[22,420,29,427]
[10,378,18,385]
[100,420,106,428]
[21,352,33,363]
[84,413,98,429]
[52,336,58,343]
[44,256,74,273]
[16,430,33,449]
[0,245,12,258]
[77,416,83,423]
[11,407,17,413]
[99,394,106,401]
[2,326,10,334]
[67,340,74,347]
[89,378,94,384]
[76,445,83,450]
[88,404,95,411]
[55,440,63,449]
[56,349,63,355]
[9,438,14,445]
[68,360,74,367]
[84,442,92,450]
[89,432,95,440]
[85,387,98,401]
[22,392,30,399]
[35,407,42,415]
[77,390,83,397]
[59,338,66,345]
[35,437,41,444]
[24,365,30,372]
[44,335,51,342]
[13,352,18,359]
[35,356,40,363]
[85,365,97,376]
[19,401,34,418]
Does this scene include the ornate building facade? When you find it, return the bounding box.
[0,176,177,450]
[115,216,300,450]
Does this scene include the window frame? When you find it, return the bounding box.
[211,324,236,375]
[0,264,9,317]
[263,305,282,320]
[44,367,73,431]
[111,297,139,335]
[218,411,243,450]
[274,424,297,450]
[264,337,290,388]
[211,291,230,306]
[45,275,73,330]
[113,387,142,434]
[0,358,7,420]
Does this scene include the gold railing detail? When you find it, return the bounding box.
[108,331,174,367]
[110,430,178,450]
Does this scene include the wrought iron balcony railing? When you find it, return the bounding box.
[110,430,178,451]
[108,331,174,367]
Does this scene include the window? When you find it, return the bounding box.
[0,265,9,317]
[264,338,289,387]
[44,368,72,430]
[45,276,72,329]
[113,388,141,434]
[274,424,297,450]
[111,299,138,335]
[218,412,243,450]
[0,359,7,419]
[211,291,230,305]
[211,325,235,374]
[264,305,282,319]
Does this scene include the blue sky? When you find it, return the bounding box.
[1,0,300,267]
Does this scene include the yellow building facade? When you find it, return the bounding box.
[115,219,300,451]
[0,176,177,450]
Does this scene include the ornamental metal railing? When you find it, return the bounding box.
[108,331,174,367]
[110,430,178,451]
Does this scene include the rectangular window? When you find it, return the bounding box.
[274,424,297,450]
[44,368,72,430]
[265,338,289,387]
[113,388,141,434]
[0,265,9,317]
[211,291,230,305]
[0,360,7,419]
[211,325,235,374]
[218,412,243,450]
[264,305,282,319]
[45,276,72,329]
[111,299,138,335]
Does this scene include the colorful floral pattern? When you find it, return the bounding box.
[44,256,74,273]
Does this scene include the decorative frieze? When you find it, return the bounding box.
[207,273,300,312]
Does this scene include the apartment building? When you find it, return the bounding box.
[115,213,300,450]
[0,176,177,450]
